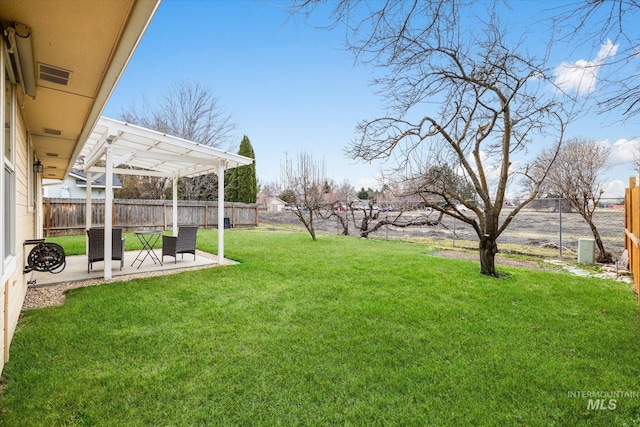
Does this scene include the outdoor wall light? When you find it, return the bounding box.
[33,160,43,174]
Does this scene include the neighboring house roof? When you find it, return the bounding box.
[322,192,361,205]
[257,195,286,205]
[70,170,122,189]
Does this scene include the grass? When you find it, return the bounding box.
[2,229,640,426]
[258,221,577,265]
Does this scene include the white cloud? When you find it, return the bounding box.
[610,138,637,166]
[595,138,637,167]
[354,175,383,190]
[554,40,618,96]
[602,179,626,199]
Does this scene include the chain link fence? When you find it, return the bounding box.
[259,198,626,261]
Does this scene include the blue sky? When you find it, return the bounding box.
[103,0,639,199]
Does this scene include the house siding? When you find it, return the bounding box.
[2,108,34,367]
[45,176,110,199]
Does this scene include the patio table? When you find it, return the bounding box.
[132,230,163,269]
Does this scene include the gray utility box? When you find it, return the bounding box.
[577,238,595,264]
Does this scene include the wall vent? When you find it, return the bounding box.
[38,63,71,86]
[43,128,62,136]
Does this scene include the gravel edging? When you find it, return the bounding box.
[22,250,223,311]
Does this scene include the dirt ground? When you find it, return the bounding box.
[259,208,626,261]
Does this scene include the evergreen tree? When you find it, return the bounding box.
[228,135,257,203]
[358,187,369,200]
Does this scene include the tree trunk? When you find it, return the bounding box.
[294,209,317,241]
[307,211,317,241]
[360,215,371,238]
[588,221,612,263]
[337,212,349,235]
[479,235,498,276]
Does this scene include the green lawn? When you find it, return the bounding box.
[2,229,640,426]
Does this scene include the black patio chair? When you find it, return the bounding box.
[87,227,125,273]
[162,225,198,263]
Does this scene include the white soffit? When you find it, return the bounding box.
[80,117,253,178]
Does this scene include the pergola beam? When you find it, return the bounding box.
[97,118,251,169]
[89,166,172,178]
[83,134,110,170]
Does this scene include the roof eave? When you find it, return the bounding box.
[67,0,161,179]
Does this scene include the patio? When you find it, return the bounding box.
[78,116,253,280]
[29,248,230,287]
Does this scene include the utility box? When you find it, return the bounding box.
[578,238,595,264]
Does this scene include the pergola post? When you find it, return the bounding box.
[172,176,178,234]
[104,141,113,279]
[86,171,92,255]
[217,160,226,264]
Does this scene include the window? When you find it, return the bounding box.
[3,61,15,262]
[3,168,11,257]
[28,138,35,212]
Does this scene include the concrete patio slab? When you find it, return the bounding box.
[28,249,229,287]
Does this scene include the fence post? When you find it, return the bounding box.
[558,198,563,259]
[45,199,51,237]
[232,204,236,228]
[163,203,167,230]
[625,177,639,299]
[255,205,259,227]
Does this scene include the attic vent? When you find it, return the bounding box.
[46,152,59,157]
[38,63,71,86]
[43,128,62,136]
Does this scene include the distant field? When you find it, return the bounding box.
[260,208,626,259]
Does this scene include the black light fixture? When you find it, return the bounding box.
[33,160,43,174]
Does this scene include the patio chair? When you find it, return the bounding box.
[162,225,198,263]
[87,227,126,273]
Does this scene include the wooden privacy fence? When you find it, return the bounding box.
[625,177,640,299]
[43,198,258,236]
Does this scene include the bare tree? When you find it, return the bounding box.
[359,209,445,238]
[119,81,237,200]
[551,1,640,119]
[281,152,327,240]
[260,181,281,197]
[534,138,613,263]
[293,1,568,275]
[320,179,356,235]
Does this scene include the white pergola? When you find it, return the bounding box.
[79,116,254,279]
